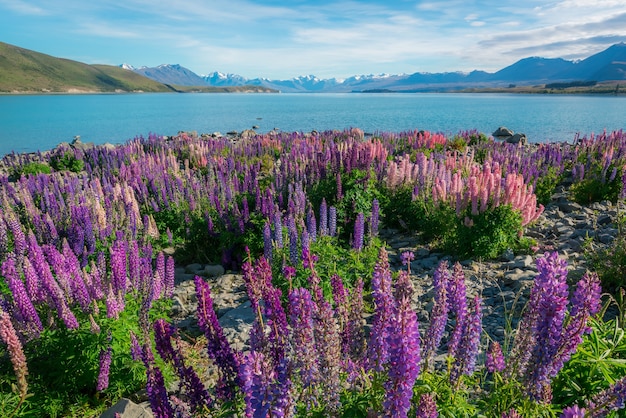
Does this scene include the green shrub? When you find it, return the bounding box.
[50,151,84,173]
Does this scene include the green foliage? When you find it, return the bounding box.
[10,162,51,180]
[570,162,622,204]
[534,166,562,206]
[455,205,526,259]
[585,215,626,293]
[552,316,626,408]
[49,151,84,173]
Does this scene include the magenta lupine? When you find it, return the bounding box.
[447,262,468,357]
[145,361,175,418]
[415,393,438,418]
[450,295,483,385]
[422,261,449,370]
[195,275,240,400]
[96,346,112,391]
[384,271,421,418]
[110,240,128,293]
[584,375,626,417]
[367,248,394,372]
[0,309,28,399]
[2,256,42,338]
[486,341,506,373]
[353,212,365,251]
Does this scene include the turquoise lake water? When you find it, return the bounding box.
[1,92,625,157]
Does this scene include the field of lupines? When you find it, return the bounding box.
[1,127,626,417]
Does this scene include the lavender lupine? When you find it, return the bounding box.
[450,295,483,385]
[287,215,298,266]
[273,211,283,249]
[329,206,337,237]
[0,309,28,401]
[306,207,317,242]
[110,240,128,294]
[367,248,394,372]
[559,405,586,418]
[384,270,421,418]
[240,351,292,418]
[145,361,175,418]
[422,261,449,370]
[164,256,175,298]
[370,198,380,237]
[318,198,328,237]
[485,341,506,373]
[263,221,273,261]
[96,346,112,391]
[195,275,240,400]
[415,393,438,418]
[353,212,365,251]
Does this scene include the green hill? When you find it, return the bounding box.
[0,42,175,93]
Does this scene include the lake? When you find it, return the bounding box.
[1,92,625,157]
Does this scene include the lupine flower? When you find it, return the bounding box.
[164,256,175,298]
[422,261,449,370]
[400,250,414,271]
[96,346,112,391]
[145,361,175,418]
[415,393,438,418]
[319,198,328,236]
[273,211,283,249]
[450,295,482,385]
[501,410,522,418]
[560,405,586,418]
[195,275,240,400]
[306,207,317,242]
[2,256,42,338]
[353,212,364,251]
[263,221,273,261]
[384,271,421,418]
[485,341,506,373]
[129,330,142,361]
[585,375,626,417]
[447,263,468,357]
[370,198,380,237]
[287,215,298,266]
[0,309,28,399]
[367,248,394,372]
[329,206,337,237]
[288,288,319,400]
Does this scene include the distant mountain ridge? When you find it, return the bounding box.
[124,43,626,92]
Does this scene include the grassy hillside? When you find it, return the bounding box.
[0,42,174,93]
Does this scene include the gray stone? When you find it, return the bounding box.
[204,264,225,277]
[493,126,514,138]
[185,263,203,274]
[100,398,153,418]
[599,233,615,245]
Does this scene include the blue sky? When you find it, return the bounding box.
[1,0,626,79]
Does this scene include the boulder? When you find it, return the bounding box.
[506,133,527,145]
[493,126,514,138]
[100,398,153,418]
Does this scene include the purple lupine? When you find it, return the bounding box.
[367,248,394,372]
[195,275,240,401]
[263,286,289,364]
[145,361,175,418]
[127,240,141,289]
[263,221,273,262]
[273,211,283,249]
[239,351,274,418]
[2,256,42,338]
[559,405,586,418]
[384,270,421,418]
[370,198,380,237]
[329,206,337,237]
[319,198,328,237]
[525,252,570,402]
[422,261,449,370]
[353,212,365,251]
[485,341,506,373]
[415,393,438,418]
[153,319,212,412]
[287,215,298,266]
[22,256,41,304]
[96,346,112,391]
[400,250,414,273]
[345,278,366,361]
[501,410,522,418]
[110,240,128,294]
[288,288,319,400]
[129,330,142,362]
[156,252,166,293]
[450,295,482,385]
[0,216,8,259]
[585,375,626,417]
[447,262,468,357]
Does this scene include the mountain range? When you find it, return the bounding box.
[124,43,626,93]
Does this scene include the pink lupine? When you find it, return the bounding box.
[0,309,28,399]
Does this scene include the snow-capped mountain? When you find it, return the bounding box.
[122,43,626,92]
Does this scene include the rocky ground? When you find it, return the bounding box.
[102,187,623,417]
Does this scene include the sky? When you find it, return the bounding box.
[1,0,626,80]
